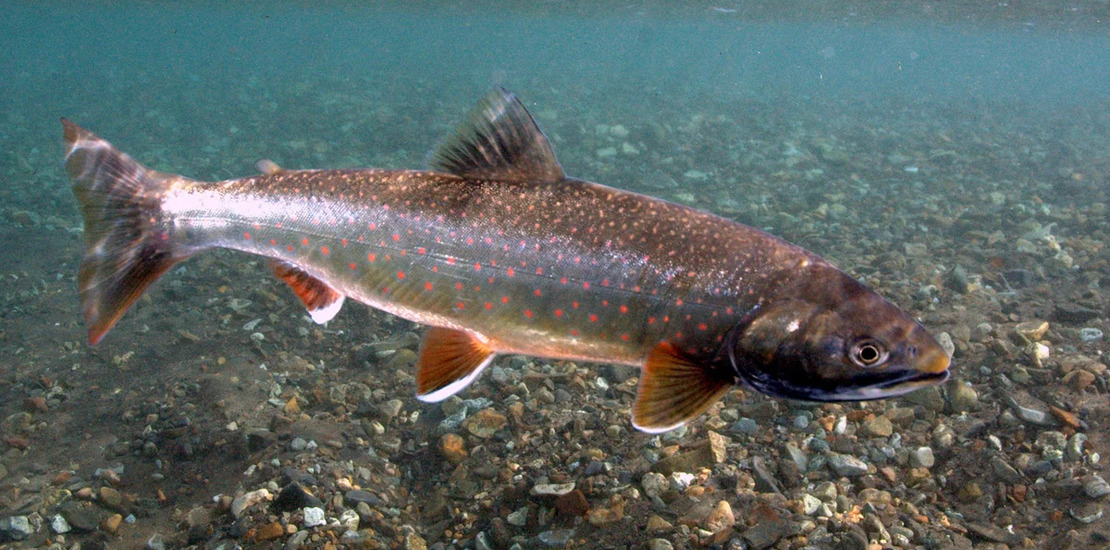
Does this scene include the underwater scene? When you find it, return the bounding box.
[1,2,1109,549]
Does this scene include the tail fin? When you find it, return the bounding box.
[63,119,192,345]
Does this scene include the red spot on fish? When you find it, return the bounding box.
[620,333,630,341]
[368,253,376,262]
[573,302,579,309]
[533,289,542,297]
[698,323,708,331]
[619,305,628,314]
[321,246,330,255]
[286,245,294,252]
[524,310,533,318]
[302,237,309,246]
[456,302,465,309]
[589,314,598,322]
[424,281,433,291]
[466,237,474,245]
[473,262,481,271]
[501,296,509,304]
[417,247,426,255]
[726,307,734,315]
[243,232,251,240]
[456,282,464,290]
[392,234,400,242]
[484,302,493,309]
[570,329,579,336]
[555,309,564,317]
[648,317,655,324]
[506,268,515,277]
[676,299,684,306]
[582,281,590,290]
[536,267,543,275]
[270,238,276,246]
[342,238,348,246]
[602,278,610,287]
[675,332,683,339]
[560,277,568,285]
[369,222,377,230]
[447,257,456,265]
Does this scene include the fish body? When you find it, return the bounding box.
[64,89,949,432]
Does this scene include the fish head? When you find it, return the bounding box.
[727,268,949,402]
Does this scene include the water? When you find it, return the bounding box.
[1,3,1108,549]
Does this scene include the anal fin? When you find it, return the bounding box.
[270,260,345,324]
[416,327,496,402]
[632,342,734,433]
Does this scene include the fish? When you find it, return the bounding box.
[63,88,950,433]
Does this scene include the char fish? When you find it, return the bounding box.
[63,89,949,432]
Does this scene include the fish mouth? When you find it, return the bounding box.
[741,366,951,403]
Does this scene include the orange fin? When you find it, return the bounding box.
[270,260,345,323]
[632,342,734,433]
[415,327,496,402]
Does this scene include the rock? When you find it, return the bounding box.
[275,483,318,512]
[903,385,945,412]
[587,507,621,526]
[378,398,404,420]
[642,472,668,499]
[704,500,735,532]
[599,364,637,383]
[651,431,727,475]
[863,416,893,438]
[646,515,673,531]
[438,433,467,464]
[404,532,427,550]
[802,494,822,515]
[344,490,384,507]
[555,490,589,517]
[742,517,788,549]
[1085,475,1110,499]
[507,507,529,527]
[537,529,575,547]
[58,501,104,532]
[246,428,276,451]
[531,482,576,497]
[648,539,674,550]
[945,265,970,293]
[828,453,869,477]
[101,513,123,535]
[1049,406,1080,429]
[959,482,983,502]
[99,486,124,509]
[254,521,284,541]
[948,384,979,412]
[51,514,71,534]
[0,516,32,541]
[303,506,326,528]
[231,488,272,518]
[1055,304,1099,323]
[910,447,935,468]
[464,408,507,438]
[146,533,166,550]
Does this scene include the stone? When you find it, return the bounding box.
[507,507,529,527]
[587,507,621,526]
[275,483,317,512]
[704,500,735,532]
[464,408,507,438]
[231,488,272,518]
[531,482,575,497]
[0,516,32,541]
[642,472,668,499]
[650,431,727,475]
[303,506,326,528]
[537,529,575,547]
[903,385,945,412]
[648,539,674,550]
[802,494,822,515]
[254,521,284,541]
[51,514,71,534]
[344,490,384,507]
[438,433,467,464]
[1085,475,1110,499]
[742,518,788,549]
[101,513,123,535]
[555,490,589,517]
[646,515,673,531]
[949,384,979,412]
[146,533,166,550]
[863,416,893,438]
[910,447,935,468]
[378,398,404,420]
[99,486,124,509]
[828,453,869,477]
[58,501,103,532]
[404,532,427,550]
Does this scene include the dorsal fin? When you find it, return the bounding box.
[269,260,345,324]
[632,342,734,433]
[430,88,565,185]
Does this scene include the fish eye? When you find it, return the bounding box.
[849,338,887,368]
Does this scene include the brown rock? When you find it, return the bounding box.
[704,500,735,533]
[1064,370,1096,391]
[555,490,589,517]
[100,513,122,535]
[464,408,507,438]
[1049,406,1080,429]
[98,486,123,510]
[23,396,47,413]
[863,416,893,437]
[587,507,621,527]
[651,431,728,475]
[254,522,285,541]
[646,515,673,532]
[438,433,468,464]
[284,397,301,415]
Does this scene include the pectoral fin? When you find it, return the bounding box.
[416,327,496,402]
[632,342,734,433]
[270,260,345,324]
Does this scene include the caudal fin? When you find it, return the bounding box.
[63,119,193,345]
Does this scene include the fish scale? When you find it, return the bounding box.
[63,88,949,433]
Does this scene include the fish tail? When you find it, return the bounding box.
[63,118,194,345]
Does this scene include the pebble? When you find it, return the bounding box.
[648,539,674,550]
[507,507,529,527]
[101,513,123,535]
[531,482,575,497]
[254,521,284,541]
[231,488,272,518]
[863,416,893,437]
[828,453,870,477]
[146,533,166,550]
[303,506,326,528]
[642,472,667,499]
[704,500,735,532]
[1085,475,1110,499]
[537,529,575,547]
[0,516,32,541]
[910,447,935,468]
[555,490,589,517]
[731,417,759,434]
[651,431,727,475]
[438,433,468,464]
[464,408,507,438]
[802,494,822,515]
[587,507,621,526]
[646,515,673,531]
[948,384,979,412]
[51,514,71,534]
[1078,327,1104,341]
